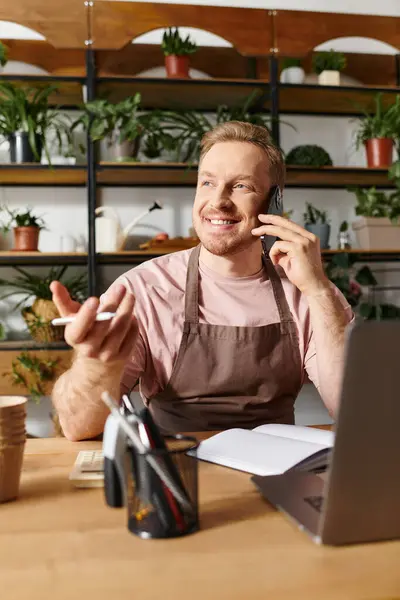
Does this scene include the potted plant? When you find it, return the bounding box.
[338,220,351,249]
[0,206,46,251]
[0,41,8,72]
[312,49,346,86]
[348,183,400,250]
[285,144,333,167]
[303,202,330,249]
[0,83,73,164]
[161,27,197,79]
[159,92,293,162]
[354,93,400,168]
[6,351,68,437]
[73,94,144,162]
[280,58,305,84]
[325,253,400,321]
[0,265,87,343]
[138,110,176,162]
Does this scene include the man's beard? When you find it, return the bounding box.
[193,219,255,256]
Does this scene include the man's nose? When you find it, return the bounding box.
[211,185,232,208]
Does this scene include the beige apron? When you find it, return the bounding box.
[149,244,303,433]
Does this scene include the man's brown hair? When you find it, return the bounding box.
[200,121,285,190]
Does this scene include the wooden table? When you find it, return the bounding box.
[0,437,399,600]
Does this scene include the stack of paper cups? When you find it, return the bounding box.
[0,396,27,503]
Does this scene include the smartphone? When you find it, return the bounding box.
[260,184,283,257]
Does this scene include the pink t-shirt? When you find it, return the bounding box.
[102,248,353,399]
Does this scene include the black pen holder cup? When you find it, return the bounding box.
[126,435,199,539]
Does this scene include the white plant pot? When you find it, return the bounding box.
[318,70,341,86]
[100,136,136,162]
[26,396,54,438]
[352,217,400,250]
[280,66,305,84]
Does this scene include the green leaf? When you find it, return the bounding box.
[355,266,378,287]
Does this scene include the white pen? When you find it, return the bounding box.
[51,312,117,326]
[101,391,194,515]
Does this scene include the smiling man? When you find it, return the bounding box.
[51,121,352,441]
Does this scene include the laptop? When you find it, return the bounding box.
[252,320,400,545]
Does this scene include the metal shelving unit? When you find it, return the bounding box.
[1,26,400,297]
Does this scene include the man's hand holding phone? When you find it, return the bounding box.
[252,215,329,297]
[50,281,138,363]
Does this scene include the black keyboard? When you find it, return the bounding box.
[304,495,324,513]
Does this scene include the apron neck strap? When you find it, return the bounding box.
[185,245,294,324]
[185,244,202,324]
[263,256,293,323]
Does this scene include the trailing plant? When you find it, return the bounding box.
[303,202,328,225]
[0,41,8,67]
[312,49,346,74]
[0,82,73,163]
[6,351,59,401]
[354,93,400,150]
[0,265,87,309]
[281,58,302,70]
[73,93,143,144]
[161,27,197,56]
[285,144,333,167]
[0,206,46,234]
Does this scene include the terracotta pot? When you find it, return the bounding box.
[364,138,393,168]
[165,55,190,79]
[13,226,40,251]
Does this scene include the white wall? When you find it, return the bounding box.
[98,0,400,17]
[1,8,400,337]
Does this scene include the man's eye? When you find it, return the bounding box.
[202,180,212,187]
[234,183,247,189]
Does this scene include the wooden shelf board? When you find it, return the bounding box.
[285,166,391,188]
[323,249,400,254]
[0,248,399,267]
[0,165,86,186]
[0,75,85,107]
[99,248,400,266]
[0,252,87,266]
[96,77,268,111]
[279,84,400,116]
[99,163,392,188]
[0,341,70,351]
[97,162,197,186]
[1,75,398,115]
[0,163,393,188]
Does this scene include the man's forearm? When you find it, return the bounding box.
[52,355,125,441]
[306,284,351,416]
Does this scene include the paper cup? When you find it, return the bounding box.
[0,396,27,417]
[0,441,26,503]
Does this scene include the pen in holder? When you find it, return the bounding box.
[126,435,199,539]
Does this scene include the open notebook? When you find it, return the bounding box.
[194,424,334,476]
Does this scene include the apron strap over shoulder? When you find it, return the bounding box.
[263,257,294,324]
[184,244,202,324]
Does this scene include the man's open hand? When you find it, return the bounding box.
[50,281,138,362]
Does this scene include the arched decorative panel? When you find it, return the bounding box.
[91,1,273,56]
[0,0,87,48]
[274,10,400,56]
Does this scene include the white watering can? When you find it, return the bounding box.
[95,202,162,252]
